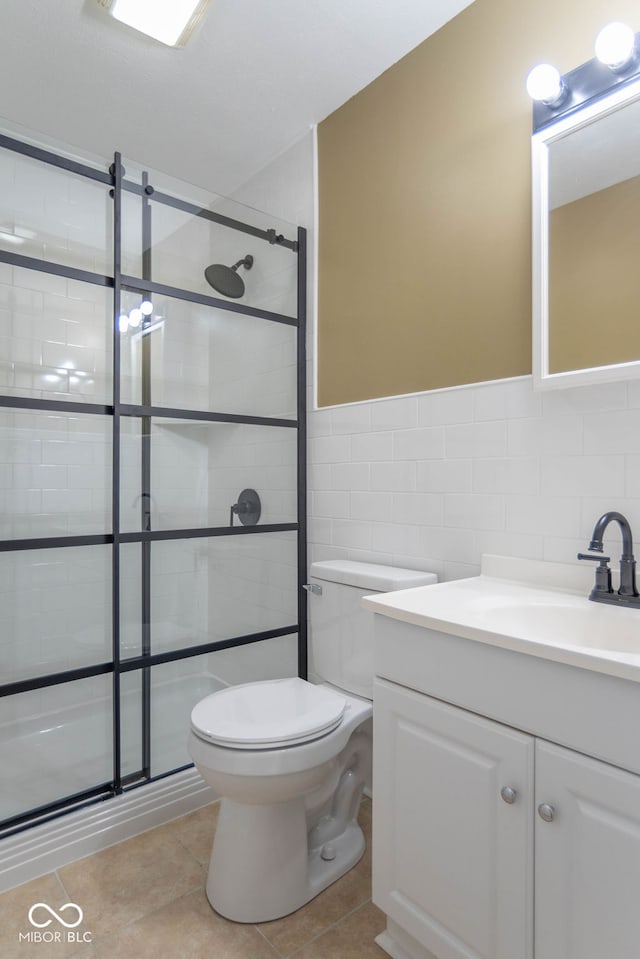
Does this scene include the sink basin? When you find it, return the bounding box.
[476,599,640,654]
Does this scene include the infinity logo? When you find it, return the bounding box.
[28,903,84,929]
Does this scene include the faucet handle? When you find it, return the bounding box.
[577,552,611,564]
[577,552,613,594]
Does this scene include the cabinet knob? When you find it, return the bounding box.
[538,802,555,822]
[500,786,517,804]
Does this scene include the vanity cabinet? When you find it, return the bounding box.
[374,677,640,959]
[374,679,533,959]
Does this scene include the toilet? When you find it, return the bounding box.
[188,559,437,923]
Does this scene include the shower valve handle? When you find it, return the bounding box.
[229,488,261,528]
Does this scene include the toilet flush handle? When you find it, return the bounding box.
[303,583,322,595]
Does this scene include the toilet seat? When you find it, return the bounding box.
[190,677,347,750]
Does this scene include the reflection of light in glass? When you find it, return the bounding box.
[133,319,165,338]
[57,361,76,371]
[69,376,80,385]
[140,299,153,315]
[0,230,26,246]
[118,314,129,333]
[44,374,61,383]
[0,225,35,245]
[129,308,143,327]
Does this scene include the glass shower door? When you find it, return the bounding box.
[0,133,306,834]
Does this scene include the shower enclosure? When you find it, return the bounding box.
[0,130,306,835]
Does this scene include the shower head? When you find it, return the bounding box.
[204,254,254,299]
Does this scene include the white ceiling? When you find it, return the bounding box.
[0,0,474,196]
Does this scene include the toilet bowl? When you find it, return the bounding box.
[189,560,437,923]
[189,677,372,922]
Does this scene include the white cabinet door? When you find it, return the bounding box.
[373,679,534,959]
[535,741,640,959]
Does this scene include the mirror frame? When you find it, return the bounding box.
[532,75,640,390]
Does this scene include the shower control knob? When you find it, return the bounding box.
[321,843,336,862]
[538,802,556,822]
[500,786,517,804]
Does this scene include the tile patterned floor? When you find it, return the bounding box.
[0,797,386,959]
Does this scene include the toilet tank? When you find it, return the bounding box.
[308,560,437,699]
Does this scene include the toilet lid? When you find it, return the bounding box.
[190,677,346,749]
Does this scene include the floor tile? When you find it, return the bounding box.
[164,801,219,865]
[0,872,96,959]
[289,901,387,959]
[57,820,204,937]
[93,887,280,959]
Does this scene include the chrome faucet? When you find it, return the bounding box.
[578,511,640,607]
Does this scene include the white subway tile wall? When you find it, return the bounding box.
[0,409,111,539]
[208,313,297,419]
[307,377,640,581]
[0,546,111,683]
[0,269,112,404]
[0,147,113,276]
[205,531,298,643]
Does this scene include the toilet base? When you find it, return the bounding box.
[205,796,365,923]
[307,819,365,899]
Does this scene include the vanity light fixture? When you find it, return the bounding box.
[98,0,212,48]
[525,64,567,107]
[594,22,638,71]
[526,21,640,132]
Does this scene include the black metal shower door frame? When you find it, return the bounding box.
[0,137,307,837]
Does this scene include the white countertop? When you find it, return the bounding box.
[362,554,640,684]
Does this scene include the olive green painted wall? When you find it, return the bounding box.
[317,0,639,406]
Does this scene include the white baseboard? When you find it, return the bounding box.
[376,921,439,959]
[0,768,216,893]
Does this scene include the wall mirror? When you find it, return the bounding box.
[532,76,640,389]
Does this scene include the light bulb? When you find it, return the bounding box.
[128,307,143,328]
[140,299,153,315]
[595,22,636,70]
[118,314,129,333]
[526,63,565,105]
